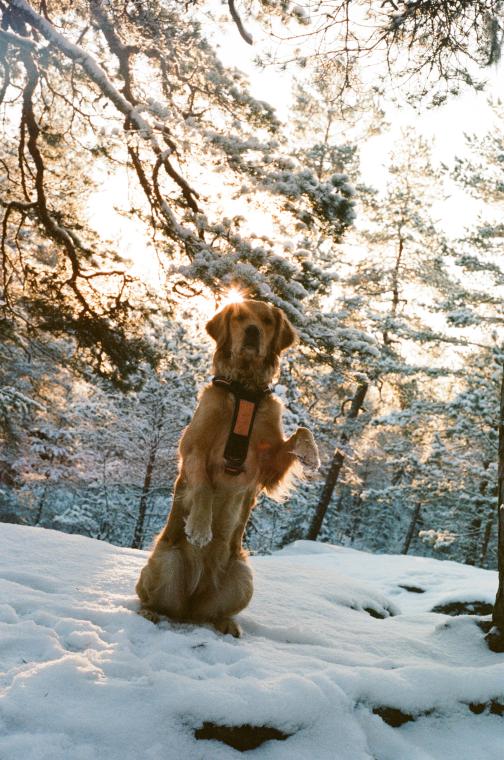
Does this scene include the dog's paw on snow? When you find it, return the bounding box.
[138,607,161,624]
[213,617,242,638]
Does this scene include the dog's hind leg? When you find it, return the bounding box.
[136,545,189,621]
[190,557,254,637]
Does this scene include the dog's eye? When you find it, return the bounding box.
[235,313,245,322]
[263,316,273,326]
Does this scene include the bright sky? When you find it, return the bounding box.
[86,6,504,291]
[210,7,504,238]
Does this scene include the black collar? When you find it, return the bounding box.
[212,375,272,402]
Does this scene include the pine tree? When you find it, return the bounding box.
[1,0,358,389]
[446,109,504,649]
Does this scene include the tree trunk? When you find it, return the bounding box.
[307,382,368,541]
[35,482,49,525]
[479,512,494,567]
[349,490,364,544]
[331,489,347,541]
[465,462,489,566]
[491,365,504,631]
[465,515,482,566]
[131,444,157,549]
[402,501,422,554]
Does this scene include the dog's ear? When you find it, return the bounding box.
[270,307,297,356]
[278,311,297,352]
[206,305,231,349]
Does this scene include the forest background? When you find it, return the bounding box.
[1,1,503,601]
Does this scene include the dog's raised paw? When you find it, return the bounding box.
[185,517,213,547]
[291,427,320,472]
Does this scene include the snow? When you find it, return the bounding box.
[1,525,503,759]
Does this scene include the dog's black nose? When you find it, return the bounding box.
[243,324,260,349]
[245,325,260,338]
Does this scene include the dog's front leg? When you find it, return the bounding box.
[181,451,214,548]
[184,483,214,547]
[287,427,320,473]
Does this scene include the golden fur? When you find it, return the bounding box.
[136,299,319,637]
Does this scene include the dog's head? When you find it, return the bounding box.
[206,300,296,387]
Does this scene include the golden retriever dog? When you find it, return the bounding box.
[136,299,320,637]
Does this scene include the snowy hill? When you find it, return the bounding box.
[0,525,503,760]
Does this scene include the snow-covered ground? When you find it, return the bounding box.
[0,525,503,760]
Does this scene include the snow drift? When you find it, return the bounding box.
[0,525,503,759]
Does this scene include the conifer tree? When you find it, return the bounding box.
[447,111,504,649]
[0,0,357,389]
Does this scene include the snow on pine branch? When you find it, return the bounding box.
[12,0,159,147]
[0,386,45,416]
[11,0,201,239]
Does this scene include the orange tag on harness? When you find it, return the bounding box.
[233,399,255,436]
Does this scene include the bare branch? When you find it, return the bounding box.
[227,0,253,46]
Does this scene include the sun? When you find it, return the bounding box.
[220,287,246,307]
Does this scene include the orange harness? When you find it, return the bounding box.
[212,376,272,476]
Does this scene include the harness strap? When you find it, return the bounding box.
[212,376,272,476]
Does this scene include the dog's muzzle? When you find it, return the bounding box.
[242,324,260,351]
